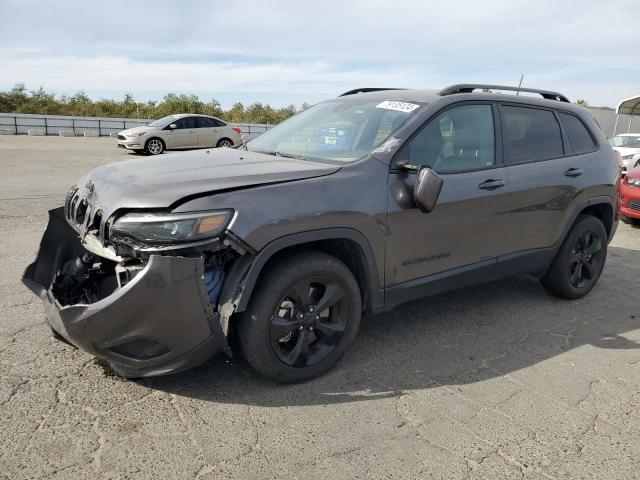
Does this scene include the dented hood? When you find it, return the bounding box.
[76,148,340,220]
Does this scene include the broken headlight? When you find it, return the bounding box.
[110,210,234,246]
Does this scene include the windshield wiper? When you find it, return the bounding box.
[253,149,307,161]
[275,151,306,161]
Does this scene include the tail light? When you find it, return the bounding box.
[232,127,241,135]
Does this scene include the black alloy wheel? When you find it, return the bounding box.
[235,251,361,383]
[269,276,348,368]
[568,230,603,289]
[541,214,607,299]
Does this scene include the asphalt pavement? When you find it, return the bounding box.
[1,135,639,479]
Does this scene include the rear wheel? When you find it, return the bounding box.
[541,215,607,299]
[144,138,165,155]
[236,251,361,383]
[216,138,233,148]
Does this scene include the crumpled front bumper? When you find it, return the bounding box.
[22,208,226,378]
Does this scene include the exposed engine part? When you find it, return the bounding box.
[204,267,225,306]
[51,253,117,306]
[115,261,145,288]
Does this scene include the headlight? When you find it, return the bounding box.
[127,132,147,137]
[627,177,640,187]
[110,210,234,246]
[622,154,635,160]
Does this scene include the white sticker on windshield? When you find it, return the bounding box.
[376,100,419,113]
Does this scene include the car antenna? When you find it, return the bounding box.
[516,74,524,96]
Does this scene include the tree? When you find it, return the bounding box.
[0,83,303,124]
[576,99,589,107]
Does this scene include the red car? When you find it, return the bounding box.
[620,166,640,225]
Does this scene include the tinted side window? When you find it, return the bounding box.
[559,113,596,154]
[396,104,495,173]
[501,106,563,163]
[197,117,218,128]
[175,117,197,129]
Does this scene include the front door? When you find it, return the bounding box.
[165,116,198,148]
[386,102,511,291]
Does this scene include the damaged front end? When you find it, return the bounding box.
[22,201,245,378]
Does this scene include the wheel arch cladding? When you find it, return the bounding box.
[580,201,614,237]
[234,229,383,314]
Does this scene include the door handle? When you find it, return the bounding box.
[478,179,506,190]
[564,167,584,178]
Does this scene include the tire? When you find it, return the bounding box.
[541,215,608,299]
[144,138,165,155]
[235,251,361,383]
[216,138,234,148]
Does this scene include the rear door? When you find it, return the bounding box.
[386,102,511,287]
[500,104,593,254]
[166,116,198,148]
[196,117,223,147]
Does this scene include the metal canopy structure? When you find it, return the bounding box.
[613,95,640,135]
[617,95,640,116]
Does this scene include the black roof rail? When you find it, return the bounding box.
[439,84,570,103]
[339,88,406,97]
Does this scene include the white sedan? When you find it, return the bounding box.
[117,114,243,155]
[610,133,640,174]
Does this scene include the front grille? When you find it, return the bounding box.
[65,189,84,227]
[117,134,126,140]
[629,199,640,212]
[64,185,106,242]
[64,186,92,227]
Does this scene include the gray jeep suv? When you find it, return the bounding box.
[23,84,620,383]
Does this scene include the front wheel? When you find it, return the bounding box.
[144,138,165,155]
[235,251,361,383]
[541,215,608,299]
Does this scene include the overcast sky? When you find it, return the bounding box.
[1,0,638,108]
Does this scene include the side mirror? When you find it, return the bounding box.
[168,123,177,130]
[413,166,443,213]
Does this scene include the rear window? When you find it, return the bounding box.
[559,113,596,154]
[501,106,564,164]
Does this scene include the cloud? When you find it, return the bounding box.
[1,54,439,107]
[1,0,639,107]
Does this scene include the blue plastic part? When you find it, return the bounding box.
[203,267,225,307]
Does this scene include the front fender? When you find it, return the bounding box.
[216,228,384,334]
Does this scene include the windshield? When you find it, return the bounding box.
[148,115,179,127]
[609,135,640,148]
[247,98,424,163]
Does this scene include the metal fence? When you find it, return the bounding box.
[3,108,638,140]
[0,113,273,140]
